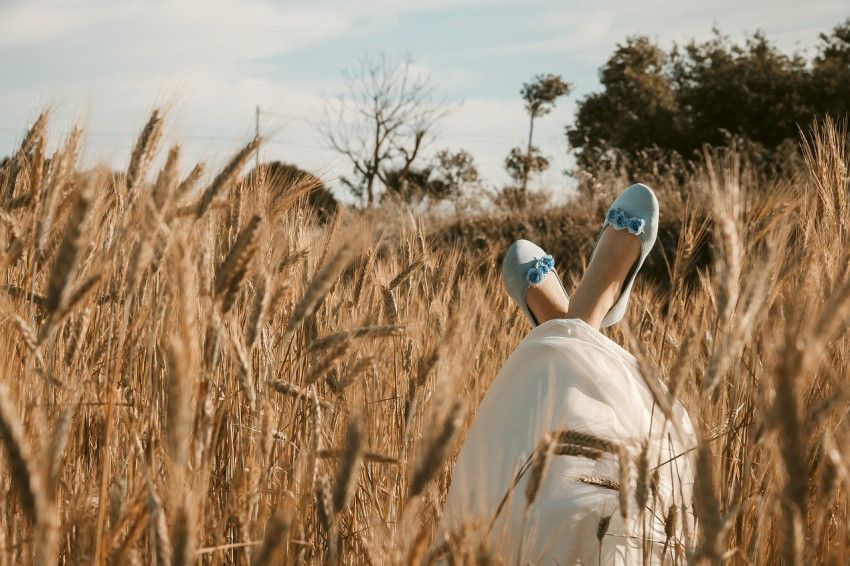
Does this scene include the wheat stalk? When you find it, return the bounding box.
[317,449,399,465]
[252,511,289,565]
[176,163,205,199]
[246,274,269,347]
[351,246,375,306]
[170,502,195,566]
[283,240,358,338]
[151,145,180,211]
[166,336,191,467]
[618,445,630,522]
[525,434,554,506]
[382,285,398,323]
[45,405,73,502]
[332,414,364,513]
[579,476,621,491]
[0,379,44,525]
[389,259,424,290]
[44,185,90,321]
[554,430,619,453]
[126,109,164,191]
[268,380,333,409]
[195,136,261,219]
[635,441,649,510]
[147,484,172,566]
[409,400,463,500]
[597,514,612,554]
[215,214,262,313]
[553,444,603,459]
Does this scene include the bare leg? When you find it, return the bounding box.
[566,227,640,330]
[525,271,570,324]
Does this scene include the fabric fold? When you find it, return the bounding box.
[439,318,697,564]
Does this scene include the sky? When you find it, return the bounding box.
[1,0,848,199]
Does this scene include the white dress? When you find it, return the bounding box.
[440,318,697,564]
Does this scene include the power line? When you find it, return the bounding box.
[257,108,304,120]
[0,113,567,152]
[0,126,564,150]
[0,125,330,150]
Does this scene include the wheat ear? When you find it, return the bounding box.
[252,511,289,565]
[126,109,164,190]
[195,136,261,218]
[0,379,43,524]
[332,414,365,513]
[409,400,463,500]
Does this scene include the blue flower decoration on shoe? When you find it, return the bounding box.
[627,216,645,235]
[526,267,544,284]
[607,208,626,230]
[526,254,555,285]
[607,207,645,236]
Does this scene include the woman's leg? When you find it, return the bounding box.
[566,227,640,330]
[525,271,570,324]
[522,227,640,328]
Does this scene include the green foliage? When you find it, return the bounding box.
[508,74,571,192]
[504,146,549,184]
[521,74,571,119]
[490,185,550,212]
[381,149,480,206]
[380,165,441,205]
[434,149,479,189]
[809,20,850,122]
[567,21,850,176]
[671,30,809,150]
[567,36,678,171]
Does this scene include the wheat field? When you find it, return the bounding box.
[0,110,848,565]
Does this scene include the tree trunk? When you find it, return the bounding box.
[366,174,375,207]
[523,114,535,193]
[368,114,381,208]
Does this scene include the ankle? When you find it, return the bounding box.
[565,284,620,330]
[565,306,601,330]
[527,294,570,325]
[525,272,570,324]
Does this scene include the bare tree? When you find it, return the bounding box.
[320,53,446,207]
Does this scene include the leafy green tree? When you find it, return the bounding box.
[567,36,679,171]
[567,24,850,178]
[382,148,480,205]
[671,30,809,151]
[381,165,437,205]
[504,146,549,186]
[434,149,479,192]
[809,19,850,120]
[507,74,570,191]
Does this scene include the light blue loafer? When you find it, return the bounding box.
[589,183,659,328]
[501,239,569,327]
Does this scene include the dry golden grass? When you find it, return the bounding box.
[0,110,849,565]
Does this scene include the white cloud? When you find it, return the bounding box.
[0,1,351,78]
[0,0,352,171]
[0,0,535,186]
[1,0,847,194]
[0,0,508,49]
[0,3,89,46]
[494,0,847,63]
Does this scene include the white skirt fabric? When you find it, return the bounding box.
[440,318,697,564]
